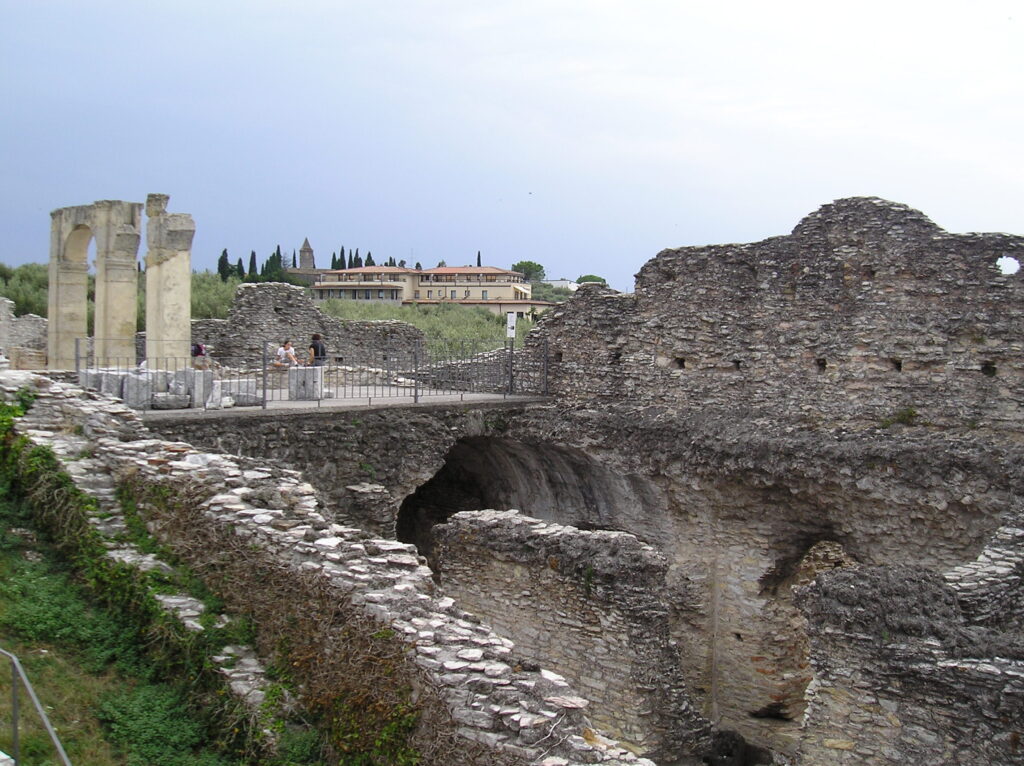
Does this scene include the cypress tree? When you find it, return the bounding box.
[217,248,231,281]
[292,249,297,268]
[347,252,354,269]
[476,250,481,267]
[248,250,257,277]
[235,258,245,279]
[365,252,375,266]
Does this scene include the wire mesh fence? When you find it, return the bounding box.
[74,337,549,412]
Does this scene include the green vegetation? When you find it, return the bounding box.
[320,299,535,344]
[880,407,919,428]
[0,262,48,317]
[509,260,545,281]
[0,484,236,765]
[530,281,573,303]
[576,274,606,284]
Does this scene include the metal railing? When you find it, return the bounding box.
[1,648,73,765]
[74,337,549,412]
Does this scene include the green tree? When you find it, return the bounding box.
[437,260,447,268]
[235,258,245,279]
[347,251,354,269]
[576,274,606,284]
[0,263,49,316]
[216,249,231,281]
[365,252,375,266]
[291,249,297,268]
[414,261,422,270]
[247,250,257,277]
[192,270,241,318]
[476,250,482,267]
[511,260,545,281]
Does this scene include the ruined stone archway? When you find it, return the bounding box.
[48,195,194,369]
[49,200,142,368]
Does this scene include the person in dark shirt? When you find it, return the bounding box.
[308,333,327,366]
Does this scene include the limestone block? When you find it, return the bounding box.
[79,369,101,390]
[205,380,223,409]
[222,378,262,407]
[171,368,213,408]
[146,370,170,393]
[123,372,153,410]
[169,369,189,396]
[100,370,124,398]
[150,393,191,410]
[289,366,323,400]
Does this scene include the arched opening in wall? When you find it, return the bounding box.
[396,436,665,562]
[63,225,98,335]
[996,255,1020,275]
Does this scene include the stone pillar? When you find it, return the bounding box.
[47,253,89,370]
[145,194,194,366]
[93,202,142,366]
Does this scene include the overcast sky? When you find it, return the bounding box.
[2,1,1021,290]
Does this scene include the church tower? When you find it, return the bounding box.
[299,238,315,269]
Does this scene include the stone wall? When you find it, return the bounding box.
[529,197,1024,431]
[148,398,1024,762]
[0,296,47,365]
[798,564,1023,765]
[190,282,423,365]
[435,510,712,761]
[0,370,657,766]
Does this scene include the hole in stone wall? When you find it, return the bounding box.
[732,359,743,371]
[552,351,563,363]
[674,357,686,370]
[815,358,827,372]
[705,730,776,766]
[862,265,876,280]
[749,702,792,722]
[610,351,622,361]
[996,255,1020,275]
[890,358,903,372]
[981,362,997,377]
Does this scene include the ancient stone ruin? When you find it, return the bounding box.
[6,197,1022,764]
[47,194,193,369]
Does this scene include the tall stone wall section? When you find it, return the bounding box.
[0,297,47,351]
[530,197,1024,430]
[435,510,712,761]
[189,282,423,365]
[797,564,1024,765]
[0,371,657,766]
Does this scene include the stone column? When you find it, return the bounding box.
[93,202,142,366]
[145,194,194,366]
[47,256,88,370]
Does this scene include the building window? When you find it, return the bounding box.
[450,289,457,299]
[364,290,371,300]
[482,290,488,299]
[427,290,433,298]
[414,290,420,299]
[378,290,384,299]
[464,289,471,298]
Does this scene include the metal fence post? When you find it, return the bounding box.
[413,341,420,404]
[507,338,515,395]
[10,654,19,764]
[261,341,268,409]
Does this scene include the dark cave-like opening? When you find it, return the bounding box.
[396,436,665,561]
